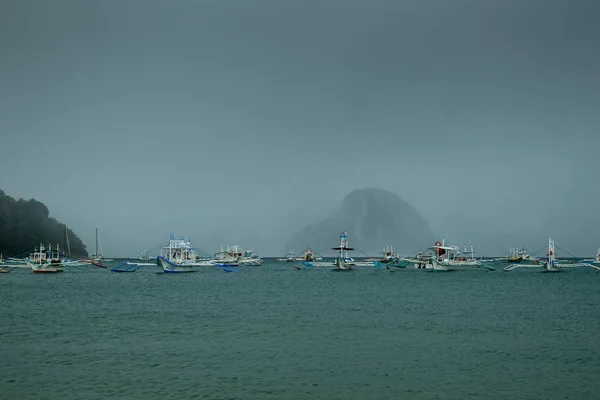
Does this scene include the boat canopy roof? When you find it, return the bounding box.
[428,245,457,251]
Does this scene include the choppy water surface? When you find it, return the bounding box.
[1,261,599,399]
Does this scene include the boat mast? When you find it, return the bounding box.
[64,224,72,257]
[95,228,98,256]
[548,237,555,269]
[332,231,354,258]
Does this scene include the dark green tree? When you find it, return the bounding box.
[0,190,88,257]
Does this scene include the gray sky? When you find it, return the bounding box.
[1,0,599,256]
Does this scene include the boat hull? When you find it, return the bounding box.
[31,266,64,273]
[431,258,481,271]
[28,261,64,273]
[157,256,197,273]
[334,257,352,270]
[398,258,433,269]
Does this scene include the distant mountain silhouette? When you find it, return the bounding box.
[286,188,435,256]
[0,189,88,257]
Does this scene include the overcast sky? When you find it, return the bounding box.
[1,0,598,256]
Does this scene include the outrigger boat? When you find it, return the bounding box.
[278,248,323,263]
[277,251,300,262]
[503,247,539,263]
[429,240,494,271]
[206,245,262,267]
[381,246,399,263]
[156,234,205,273]
[373,246,408,268]
[218,245,262,266]
[239,248,262,266]
[332,231,354,270]
[302,232,368,268]
[26,243,65,273]
[398,251,433,269]
[504,238,599,272]
[296,248,331,266]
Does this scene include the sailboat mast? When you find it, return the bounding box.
[95,228,98,256]
[66,225,71,257]
[63,224,67,256]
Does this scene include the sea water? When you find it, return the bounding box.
[1,261,599,399]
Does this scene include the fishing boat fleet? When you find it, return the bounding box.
[281,232,600,273]
[2,228,600,274]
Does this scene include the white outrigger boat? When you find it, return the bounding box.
[156,235,205,273]
[26,243,65,273]
[277,251,300,262]
[504,238,599,272]
[398,251,433,269]
[429,240,493,271]
[301,232,369,269]
[211,245,263,266]
[278,248,323,263]
[239,248,263,266]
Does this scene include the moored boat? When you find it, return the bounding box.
[89,228,113,262]
[210,245,262,266]
[503,247,539,263]
[277,251,299,262]
[332,231,354,271]
[156,235,204,273]
[373,246,408,268]
[398,251,432,269]
[504,238,598,272]
[26,243,65,273]
[428,240,491,271]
